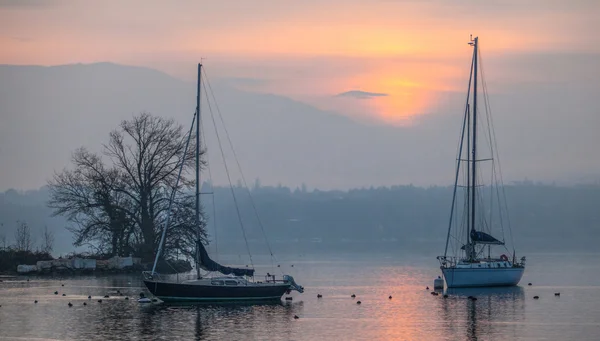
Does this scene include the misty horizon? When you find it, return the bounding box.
[1,61,599,192]
[1,181,599,257]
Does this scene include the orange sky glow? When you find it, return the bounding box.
[1,0,598,124]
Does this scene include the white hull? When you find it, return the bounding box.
[442,266,524,288]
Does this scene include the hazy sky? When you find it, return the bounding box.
[1,1,600,191]
[2,0,598,123]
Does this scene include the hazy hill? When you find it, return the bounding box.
[1,62,599,258]
[1,62,599,193]
[0,62,439,191]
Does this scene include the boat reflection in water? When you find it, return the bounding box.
[438,286,525,341]
[137,299,302,340]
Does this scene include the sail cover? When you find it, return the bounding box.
[197,241,255,277]
[470,230,504,245]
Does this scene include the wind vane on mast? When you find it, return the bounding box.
[468,34,475,46]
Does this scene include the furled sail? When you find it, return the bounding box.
[470,230,504,245]
[197,241,255,277]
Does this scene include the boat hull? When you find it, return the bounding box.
[441,267,524,288]
[143,280,292,302]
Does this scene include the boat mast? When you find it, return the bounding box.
[466,102,471,250]
[195,63,202,279]
[470,36,478,260]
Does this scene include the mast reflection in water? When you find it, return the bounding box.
[439,287,525,341]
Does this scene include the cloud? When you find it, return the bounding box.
[335,90,389,99]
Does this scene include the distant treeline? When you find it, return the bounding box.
[1,182,599,256]
[204,182,600,253]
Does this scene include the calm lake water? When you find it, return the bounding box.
[1,252,599,341]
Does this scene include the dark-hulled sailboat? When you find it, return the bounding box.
[142,63,303,302]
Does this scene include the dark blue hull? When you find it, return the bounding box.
[143,280,291,302]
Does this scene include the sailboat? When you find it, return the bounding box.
[142,63,304,302]
[436,37,526,288]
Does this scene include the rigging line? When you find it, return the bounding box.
[478,74,494,160]
[151,111,197,275]
[488,121,511,246]
[456,177,469,257]
[475,167,489,231]
[480,49,515,250]
[455,195,470,257]
[491,159,506,242]
[477,55,492,232]
[480,55,507,245]
[474,88,494,236]
[446,100,468,258]
[477,52,496,236]
[478,49,494,151]
[199,114,219,262]
[444,52,474,259]
[201,76,254,270]
[489,161,495,236]
[202,68,277,269]
[494,172,507,243]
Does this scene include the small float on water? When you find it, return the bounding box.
[138,293,152,303]
[433,276,444,290]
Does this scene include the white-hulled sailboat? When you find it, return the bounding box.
[437,36,526,288]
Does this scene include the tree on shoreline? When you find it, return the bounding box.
[0,230,6,251]
[40,225,54,254]
[48,113,207,261]
[14,221,33,252]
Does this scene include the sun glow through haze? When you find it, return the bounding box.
[1,0,598,124]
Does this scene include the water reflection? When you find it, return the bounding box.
[439,287,525,341]
[135,300,301,340]
[2,255,599,341]
[445,286,525,298]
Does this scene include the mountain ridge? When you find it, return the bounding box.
[1,62,598,192]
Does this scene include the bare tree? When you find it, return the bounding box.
[103,113,205,260]
[48,112,206,261]
[41,225,55,254]
[14,221,32,251]
[48,148,133,257]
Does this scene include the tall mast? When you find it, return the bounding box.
[466,103,471,247]
[470,37,478,259]
[195,63,202,279]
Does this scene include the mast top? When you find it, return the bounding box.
[469,35,477,46]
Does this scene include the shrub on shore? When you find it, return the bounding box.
[0,248,53,274]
